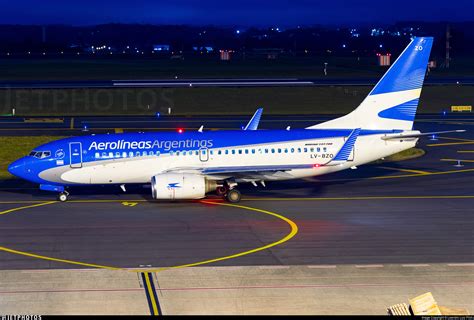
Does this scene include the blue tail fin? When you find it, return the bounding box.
[370,37,433,96]
[309,37,433,130]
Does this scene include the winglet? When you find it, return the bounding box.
[332,128,361,162]
[243,108,263,131]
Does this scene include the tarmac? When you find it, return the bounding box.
[0,114,472,314]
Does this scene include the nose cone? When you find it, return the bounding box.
[8,157,26,178]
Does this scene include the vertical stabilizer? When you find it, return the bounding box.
[308,37,433,130]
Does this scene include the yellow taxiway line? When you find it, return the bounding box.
[0,200,298,274]
[377,166,430,175]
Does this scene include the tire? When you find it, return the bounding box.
[58,192,68,202]
[216,186,227,196]
[226,189,241,203]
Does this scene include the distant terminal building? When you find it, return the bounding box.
[219,49,233,61]
[153,44,170,52]
[377,53,391,66]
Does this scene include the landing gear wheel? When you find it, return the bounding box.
[216,186,227,196]
[226,189,241,203]
[58,192,68,202]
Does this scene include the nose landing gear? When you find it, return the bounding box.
[58,191,69,202]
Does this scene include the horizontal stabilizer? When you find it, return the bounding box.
[381,130,466,140]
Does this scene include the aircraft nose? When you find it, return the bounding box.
[8,157,26,178]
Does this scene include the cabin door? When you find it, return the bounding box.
[69,142,83,168]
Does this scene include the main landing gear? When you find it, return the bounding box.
[226,189,242,203]
[216,182,242,203]
[57,191,69,202]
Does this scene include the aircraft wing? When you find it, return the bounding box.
[243,108,263,130]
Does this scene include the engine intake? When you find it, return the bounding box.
[151,173,216,200]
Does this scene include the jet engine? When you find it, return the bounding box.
[151,173,217,200]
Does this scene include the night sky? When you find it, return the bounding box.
[1,0,472,26]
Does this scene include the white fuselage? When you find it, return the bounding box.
[39,133,417,185]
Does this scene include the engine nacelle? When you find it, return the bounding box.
[151,173,217,200]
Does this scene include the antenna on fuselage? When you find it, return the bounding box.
[198,125,204,132]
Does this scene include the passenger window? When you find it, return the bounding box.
[129,152,134,157]
[95,152,100,159]
[176,151,180,156]
[232,150,236,155]
[210,150,214,155]
[135,151,140,157]
[317,147,321,152]
[122,152,127,158]
[245,149,248,154]
[115,152,120,158]
[278,148,282,153]
[251,149,255,154]
[291,148,294,153]
[284,149,288,153]
[323,147,327,152]
[271,149,275,153]
[304,148,308,153]
[298,148,302,153]
[218,150,222,155]
[195,151,199,155]
[238,150,242,154]
[225,150,229,155]
[310,148,314,152]
[265,149,269,153]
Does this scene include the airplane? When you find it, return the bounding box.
[7,37,464,203]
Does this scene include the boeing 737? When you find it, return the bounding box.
[8,37,463,202]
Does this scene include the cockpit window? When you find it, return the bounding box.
[28,151,51,159]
